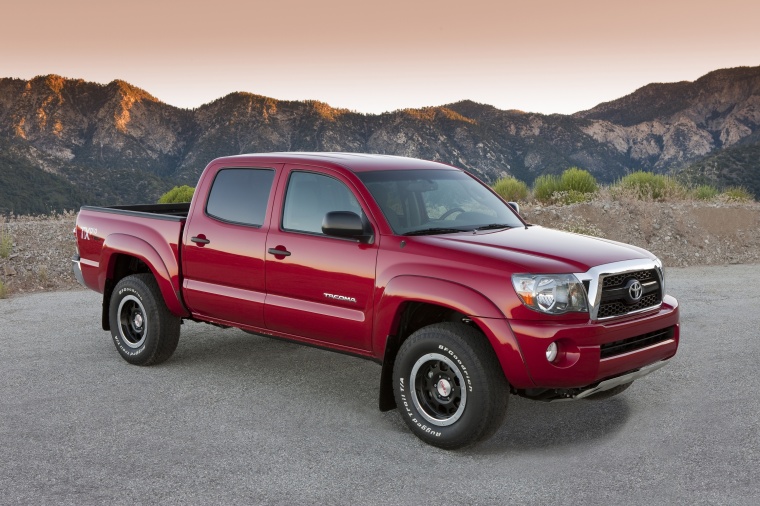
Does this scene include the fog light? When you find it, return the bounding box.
[546,342,558,362]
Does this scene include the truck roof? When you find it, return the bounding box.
[210,152,460,173]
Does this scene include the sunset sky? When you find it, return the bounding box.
[3,0,759,115]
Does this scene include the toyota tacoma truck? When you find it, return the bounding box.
[73,152,679,449]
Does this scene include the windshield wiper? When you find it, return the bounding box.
[474,224,514,231]
[403,227,468,236]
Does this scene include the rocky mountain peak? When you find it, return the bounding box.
[1,66,759,215]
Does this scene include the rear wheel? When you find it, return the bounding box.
[108,273,180,366]
[392,323,508,449]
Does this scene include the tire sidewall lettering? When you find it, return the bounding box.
[397,373,444,438]
[438,344,473,393]
[117,286,142,302]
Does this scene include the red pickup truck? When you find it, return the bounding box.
[73,152,679,449]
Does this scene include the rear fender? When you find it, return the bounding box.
[100,233,189,318]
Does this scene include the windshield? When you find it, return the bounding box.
[357,169,524,235]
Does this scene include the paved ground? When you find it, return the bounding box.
[1,265,758,505]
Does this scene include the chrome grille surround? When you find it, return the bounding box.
[575,259,664,321]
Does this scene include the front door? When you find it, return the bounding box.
[264,166,378,352]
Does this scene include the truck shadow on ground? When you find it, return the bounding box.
[167,325,382,399]
[466,395,631,454]
[168,325,631,454]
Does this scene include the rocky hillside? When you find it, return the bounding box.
[1,67,759,214]
[575,66,760,183]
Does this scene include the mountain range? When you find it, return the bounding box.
[1,66,759,214]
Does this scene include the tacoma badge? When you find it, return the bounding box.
[324,292,357,303]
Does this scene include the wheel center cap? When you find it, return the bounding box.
[436,378,452,397]
[133,314,144,328]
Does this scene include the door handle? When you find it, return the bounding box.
[268,247,291,257]
[191,236,211,245]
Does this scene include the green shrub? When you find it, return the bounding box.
[533,168,598,204]
[721,186,754,202]
[614,171,686,201]
[492,177,529,202]
[560,167,598,194]
[0,279,6,299]
[158,185,195,204]
[533,174,562,203]
[693,184,719,200]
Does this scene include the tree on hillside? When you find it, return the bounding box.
[158,186,195,204]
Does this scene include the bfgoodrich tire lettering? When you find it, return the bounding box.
[392,322,508,449]
[108,273,180,366]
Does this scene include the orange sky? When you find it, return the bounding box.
[3,0,759,114]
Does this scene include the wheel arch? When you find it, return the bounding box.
[375,275,527,411]
[99,234,189,330]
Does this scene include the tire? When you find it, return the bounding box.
[392,322,508,449]
[583,382,632,401]
[108,273,180,366]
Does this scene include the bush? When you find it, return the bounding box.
[0,279,6,299]
[158,185,195,204]
[613,171,686,201]
[533,174,562,203]
[693,185,719,200]
[492,177,529,201]
[560,167,598,194]
[533,168,598,204]
[721,186,753,202]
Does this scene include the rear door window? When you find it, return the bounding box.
[206,168,275,226]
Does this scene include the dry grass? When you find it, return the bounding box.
[0,223,12,259]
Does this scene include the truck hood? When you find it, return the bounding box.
[420,225,656,273]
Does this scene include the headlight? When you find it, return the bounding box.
[511,274,588,315]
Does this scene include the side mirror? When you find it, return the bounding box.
[322,211,372,242]
[508,201,520,215]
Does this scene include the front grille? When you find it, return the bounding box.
[603,269,654,287]
[600,326,675,359]
[597,269,662,319]
[598,293,660,318]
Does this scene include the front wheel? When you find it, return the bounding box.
[392,323,508,449]
[108,273,180,366]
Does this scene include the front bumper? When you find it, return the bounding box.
[506,294,679,390]
[71,254,85,287]
[570,360,668,400]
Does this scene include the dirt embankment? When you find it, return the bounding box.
[1,201,759,296]
[523,199,760,268]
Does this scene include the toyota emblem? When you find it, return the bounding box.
[628,280,643,302]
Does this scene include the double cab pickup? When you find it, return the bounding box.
[73,152,679,449]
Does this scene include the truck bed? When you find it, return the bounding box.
[74,203,189,318]
[80,203,190,220]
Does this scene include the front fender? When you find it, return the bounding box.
[373,275,530,386]
[100,233,189,318]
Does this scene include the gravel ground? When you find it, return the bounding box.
[0,265,758,505]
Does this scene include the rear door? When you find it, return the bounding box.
[264,165,379,352]
[182,164,282,328]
